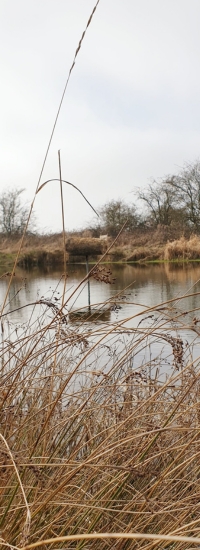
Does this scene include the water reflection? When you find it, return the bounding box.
[1,262,200,379]
[1,263,200,324]
[69,309,111,323]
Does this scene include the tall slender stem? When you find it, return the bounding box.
[58,150,67,302]
[85,254,91,311]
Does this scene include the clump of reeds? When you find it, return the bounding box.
[108,246,126,260]
[66,236,106,257]
[1,275,200,549]
[127,246,162,262]
[165,234,200,260]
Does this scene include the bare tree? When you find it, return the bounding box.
[138,161,200,231]
[136,179,178,227]
[0,188,35,235]
[99,199,138,237]
[167,161,200,230]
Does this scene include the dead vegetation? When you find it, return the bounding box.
[165,235,200,261]
[66,236,106,257]
[2,231,200,266]
[127,246,162,262]
[0,233,69,268]
[1,269,200,548]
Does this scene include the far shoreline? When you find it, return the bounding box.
[1,232,200,269]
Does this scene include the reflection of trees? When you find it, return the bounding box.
[8,282,23,310]
[2,263,200,324]
[112,264,165,291]
[164,263,200,285]
[0,281,8,306]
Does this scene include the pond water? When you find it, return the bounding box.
[1,262,200,324]
[1,262,200,380]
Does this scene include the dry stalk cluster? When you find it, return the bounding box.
[0,273,200,550]
[91,266,116,284]
[165,235,200,261]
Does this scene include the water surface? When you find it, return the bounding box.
[1,262,200,380]
[1,262,200,323]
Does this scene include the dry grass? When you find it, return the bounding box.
[165,235,200,261]
[0,234,70,268]
[4,231,200,266]
[127,246,162,262]
[66,237,106,257]
[1,272,200,549]
[0,232,65,253]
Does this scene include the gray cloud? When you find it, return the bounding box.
[1,0,200,231]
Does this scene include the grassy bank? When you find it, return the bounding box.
[0,233,69,268]
[1,230,200,549]
[1,232,200,267]
[0,251,16,268]
[1,267,200,548]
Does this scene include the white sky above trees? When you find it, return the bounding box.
[1,0,200,232]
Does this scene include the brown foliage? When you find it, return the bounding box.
[165,235,200,260]
[66,237,106,256]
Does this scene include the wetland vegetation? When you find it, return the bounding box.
[1,260,200,549]
[2,3,200,548]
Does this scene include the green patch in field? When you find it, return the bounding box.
[0,252,16,267]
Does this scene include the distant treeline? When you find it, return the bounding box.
[1,160,200,240]
[85,160,200,239]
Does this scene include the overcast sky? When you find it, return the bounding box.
[1,0,200,232]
